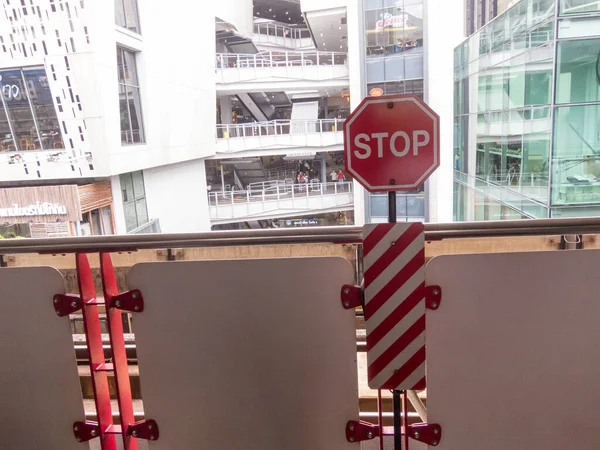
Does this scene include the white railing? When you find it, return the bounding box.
[209,181,353,206]
[264,167,297,181]
[216,51,347,69]
[217,119,344,139]
[253,23,311,40]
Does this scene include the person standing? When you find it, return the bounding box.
[330,169,338,182]
[337,169,346,191]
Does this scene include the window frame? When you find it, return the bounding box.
[0,66,64,153]
[117,47,145,145]
[120,171,149,232]
[115,0,141,34]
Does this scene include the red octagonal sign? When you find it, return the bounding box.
[344,94,440,192]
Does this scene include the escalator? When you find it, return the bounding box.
[236,92,292,122]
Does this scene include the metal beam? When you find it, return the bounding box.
[2,217,600,254]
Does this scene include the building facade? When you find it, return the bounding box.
[454,0,600,221]
[359,0,464,223]
[0,0,466,236]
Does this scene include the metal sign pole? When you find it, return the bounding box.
[387,191,402,450]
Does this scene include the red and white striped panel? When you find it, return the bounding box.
[363,223,426,391]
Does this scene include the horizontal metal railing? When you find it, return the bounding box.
[209,181,353,207]
[216,119,344,139]
[253,22,312,40]
[216,51,347,69]
[4,217,600,254]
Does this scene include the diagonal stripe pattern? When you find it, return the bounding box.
[363,223,426,390]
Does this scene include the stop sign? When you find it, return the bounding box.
[344,94,440,192]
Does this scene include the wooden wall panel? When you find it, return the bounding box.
[78,180,112,213]
[0,185,81,223]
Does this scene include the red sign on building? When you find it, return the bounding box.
[344,95,440,192]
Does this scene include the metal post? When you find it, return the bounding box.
[388,189,400,448]
[388,192,397,223]
[393,390,402,450]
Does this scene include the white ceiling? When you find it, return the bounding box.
[305,8,347,53]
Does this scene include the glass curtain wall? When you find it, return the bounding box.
[552,15,600,216]
[453,0,555,221]
[0,67,63,152]
[363,0,426,222]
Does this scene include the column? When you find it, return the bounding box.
[219,96,233,124]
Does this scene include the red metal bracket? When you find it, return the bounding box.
[110,289,144,312]
[425,285,442,310]
[341,284,362,309]
[127,420,160,441]
[73,421,101,442]
[53,293,82,317]
[346,420,379,442]
[408,423,442,446]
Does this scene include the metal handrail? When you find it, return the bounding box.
[216,51,347,69]
[253,23,311,40]
[216,119,344,138]
[209,181,353,205]
[4,217,600,253]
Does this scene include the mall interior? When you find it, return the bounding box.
[1,0,599,238]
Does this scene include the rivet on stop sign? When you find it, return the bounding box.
[390,179,396,185]
[387,102,394,109]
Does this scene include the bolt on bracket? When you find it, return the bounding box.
[72,421,101,442]
[408,423,442,446]
[127,419,160,441]
[53,293,82,317]
[109,289,144,312]
[345,420,379,443]
[341,284,363,309]
[425,285,442,310]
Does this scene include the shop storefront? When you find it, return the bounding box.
[0,181,115,238]
[0,185,81,238]
[78,181,115,236]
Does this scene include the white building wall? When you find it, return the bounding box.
[0,0,98,181]
[347,0,367,226]
[108,1,217,175]
[424,0,465,223]
[143,160,211,233]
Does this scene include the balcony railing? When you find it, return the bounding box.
[254,23,312,40]
[217,119,344,139]
[210,181,353,205]
[216,51,347,69]
[127,219,162,235]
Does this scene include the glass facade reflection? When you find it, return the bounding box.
[0,67,63,152]
[364,0,426,222]
[454,0,600,220]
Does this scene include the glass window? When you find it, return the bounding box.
[525,70,551,106]
[556,38,600,104]
[0,98,14,151]
[552,105,600,205]
[115,0,141,34]
[117,47,145,145]
[120,171,149,232]
[0,69,40,151]
[364,0,423,84]
[560,0,600,15]
[0,67,63,153]
[22,68,63,150]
